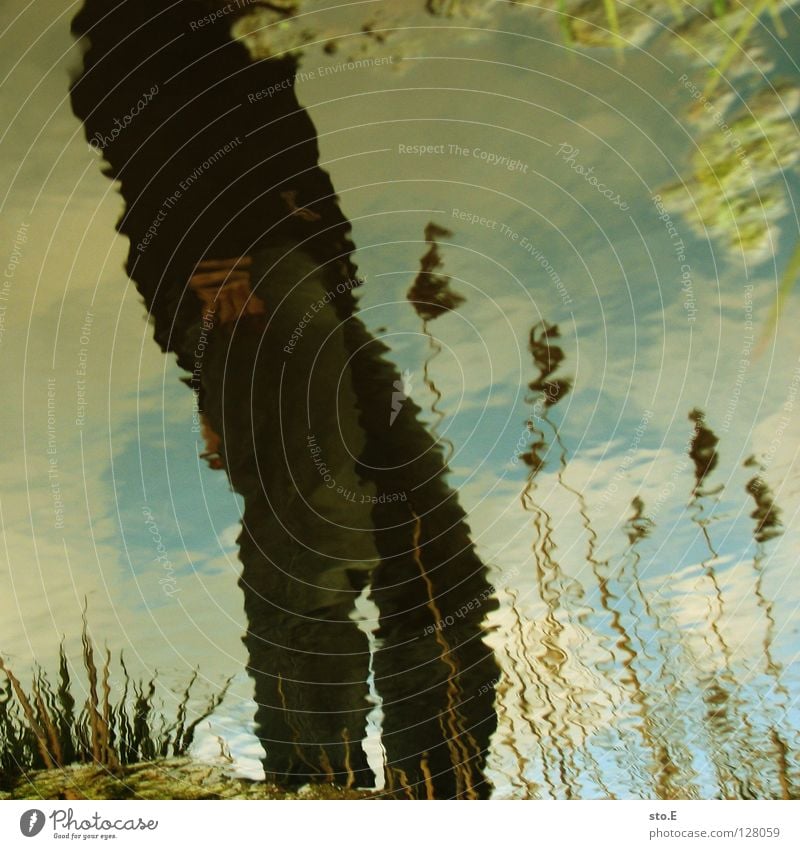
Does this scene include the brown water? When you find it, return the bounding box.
[1,0,798,798]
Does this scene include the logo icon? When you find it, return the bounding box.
[390,369,413,426]
[19,810,45,837]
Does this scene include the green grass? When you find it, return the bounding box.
[0,624,230,790]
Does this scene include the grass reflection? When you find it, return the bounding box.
[0,621,230,791]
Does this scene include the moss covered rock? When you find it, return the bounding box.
[0,758,376,800]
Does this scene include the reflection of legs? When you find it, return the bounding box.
[342,324,499,798]
[370,503,499,799]
[239,509,374,786]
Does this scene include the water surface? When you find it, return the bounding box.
[1,0,798,798]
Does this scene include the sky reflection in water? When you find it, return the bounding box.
[0,0,798,798]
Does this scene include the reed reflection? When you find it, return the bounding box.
[507,324,794,798]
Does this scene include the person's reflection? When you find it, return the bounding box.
[71,0,498,797]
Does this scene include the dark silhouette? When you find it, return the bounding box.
[70,0,498,797]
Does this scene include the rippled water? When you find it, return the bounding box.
[1,0,799,798]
